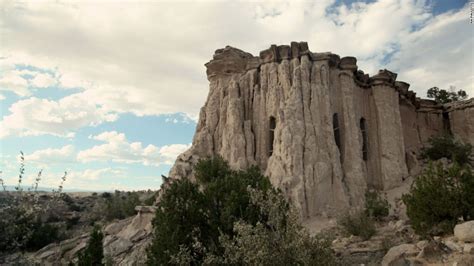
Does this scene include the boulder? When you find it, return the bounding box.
[444,240,462,252]
[464,244,474,254]
[104,238,133,256]
[416,241,448,263]
[104,216,132,235]
[454,221,474,242]
[382,244,419,266]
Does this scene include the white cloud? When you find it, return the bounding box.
[0,70,30,96]
[25,145,75,166]
[0,94,5,101]
[159,144,192,164]
[65,169,161,191]
[0,94,118,138]
[0,0,470,141]
[77,131,190,166]
[389,8,473,96]
[0,66,59,98]
[164,113,197,124]
[69,168,125,181]
[30,72,57,88]
[2,0,470,123]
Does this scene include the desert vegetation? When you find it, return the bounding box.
[337,189,389,241]
[77,226,104,266]
[0,152,155,261]
[0,152,68,253]
[147,156,338,265]
[403,135,474,236]
[421,134,472,166]
[3,133,474,265]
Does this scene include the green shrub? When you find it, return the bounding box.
[146,178,208,265]
[143,192,157,206]
[147,157,337,265]
[0,152,66,253]
[102,191,140,221]
[147,157,274,265]
[66,216,81,230]
[421,135,472,166]
[338,211,376,240]
[203,188,338,265]
[0,206,35,252]
[402,163,473,236]
[364,190,390,220]
[0,199,64,252]
[25,222,61,250]
[78,225,104,266]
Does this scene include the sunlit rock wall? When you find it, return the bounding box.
[170,42,472,219]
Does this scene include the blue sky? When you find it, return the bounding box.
[0,0,472,191]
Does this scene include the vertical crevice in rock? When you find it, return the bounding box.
[442,110,452,135]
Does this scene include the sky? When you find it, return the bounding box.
[0,0,472,191]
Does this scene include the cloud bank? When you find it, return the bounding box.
[0,1,471,136]
[77,131,190,166]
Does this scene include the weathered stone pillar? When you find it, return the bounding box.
[338,56,367,208]
[371,70,408,189]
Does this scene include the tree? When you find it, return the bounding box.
[78,226,104,266]
[147,157,274,265]
[204,188,338,265]
[402,163,474,236]
[427,87,468,104]
[147,157,337,265]
[146,178,209,265]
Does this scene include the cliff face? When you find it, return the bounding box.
[170,42,473,219]
[447,99,474,145]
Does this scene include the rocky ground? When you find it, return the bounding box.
[2,188,474,265]
[24,205,156,265]
[0,190,156,265]
[5,207,474,265]
[332,219,474,265]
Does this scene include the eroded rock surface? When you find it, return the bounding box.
[454,221,474,242]
[170,42,474,218]
[29,206,156,265]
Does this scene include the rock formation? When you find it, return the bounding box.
[30,206,155,265]
[18,42,473,266]
[170,42,474,219]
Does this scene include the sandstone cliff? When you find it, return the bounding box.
[170,42,473,219]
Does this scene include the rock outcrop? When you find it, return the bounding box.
[30,206,155,265]
[454,221,474,242]
[170,42,474,219]
[446,98,474,145]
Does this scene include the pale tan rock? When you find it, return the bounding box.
[382,244,419,266]
[416,240,429,250]
[446,99,474,145]
[169,42,474,220]
[455,221,474,242]
[104,216,132,235]
[445,240,463,252]
[464,244,474,254]
[31,209,155,265]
